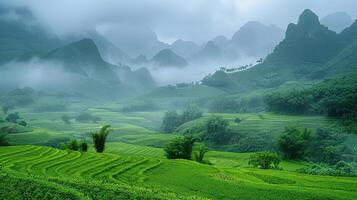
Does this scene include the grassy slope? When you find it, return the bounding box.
[1,145,357,200]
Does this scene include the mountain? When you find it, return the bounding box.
[115,64,156,91]
[100,25,169,58]
[321,12,353,33]
[170,39,200,58]
[231,21,284,57]
[0,6,60,64]
[43,38,120,83]
[189,41,223,62]
[266,9,343,64]
[202,9,357,92]
[151,49,188,68]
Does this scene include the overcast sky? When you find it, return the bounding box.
[2,0,357,43]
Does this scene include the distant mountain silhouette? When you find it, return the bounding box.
[321,12,353,33]
[151,49,188,68]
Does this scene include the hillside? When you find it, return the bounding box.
[1,145,356,200]
[202,9,357,92]
[151,48,188,68]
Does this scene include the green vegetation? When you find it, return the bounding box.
[161,104,202,132]
[248,152,281,169]
[91,125,111,153]
[164,136,197,160]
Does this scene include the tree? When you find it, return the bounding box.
[194,144,208,163]
[164,136,197,160]
[203,116,231,145]
[91,125,112,153]
[61,114,71,125]
[79,141,88,152]
[18,120,27,127]
[5,112,20,123]
[0,134,9,146]
[67,140,79,151]
[161,111,181,133]
[248,152,281,169]
[1,103,14,114]
[277,127,311,160]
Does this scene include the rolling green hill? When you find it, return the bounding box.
[1,145,357,200]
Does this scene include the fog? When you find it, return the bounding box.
[1,0,357,88]
[0,59,85,92]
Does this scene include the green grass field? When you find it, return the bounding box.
[1,103,357,199]
[1,145,356,200]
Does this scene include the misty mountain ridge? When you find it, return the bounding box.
[321,12,354,33]
[151,48,188,68]
[202,9,357,92]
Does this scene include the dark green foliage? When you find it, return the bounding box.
[161,105,202,133]
[203,116,231,145]
[297,161,357,177]
[0,134,9,146]
[265,73,357,133]
[194,144,209,163]
[234,118,242,123]
[18,120,27,127]
[164,136,197,160]
[60,140,79,151]
[1,103,14,114]
[265,90,313,115]
[306,129,346,165]
[91,125,111,153]
[5,112,20,123]
[79,141,88,152]
[248,152,281,169]
[209,96,264,113]
[230,133,273,152]
[62,114,71,125]
[277,127,311,160]
[76,112,101,123]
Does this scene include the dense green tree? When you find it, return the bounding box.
[248,152,281,169]
[277,127,311,160]
[79,141,88,152]
[203,116,231,145]
[18,120,27,127]
[164,136,197,160]
[91,125,111,153]
[0,134,9,146]
[194,144,208,163]
[5,112,20,123]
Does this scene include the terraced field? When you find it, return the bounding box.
[1,145,357,200]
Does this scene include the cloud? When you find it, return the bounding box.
[2,0,355,44]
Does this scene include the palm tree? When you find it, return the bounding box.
[91,125,112,153]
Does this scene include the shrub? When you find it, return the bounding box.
[79,141,88,152]
[276,127,311,160]
[91,125,111,153]
[297,162,357,177]
[194,144,209,163]
[5,112,20,123]
[164,136,197,160]
[161,104,202,133]
[248,152,281,169]
[203,115,231,145]
[0,134,9,146]
[18,120,27,127]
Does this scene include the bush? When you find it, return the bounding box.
[18,120,27,127]
[79,141,88,152]
[91,125,111,153]
[194,144,209,164]
[164,136,197,160]
[60,139,79,151]
[248,151,281,169]
[203,115,231,145]
[0,134,9,146]
[276,127,311,160]
[5,112,20,123]
[161,104,202,133]
[297,162,357,177]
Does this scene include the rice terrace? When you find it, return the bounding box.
[0,1,357,199]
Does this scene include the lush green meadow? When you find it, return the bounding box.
[1,102,357,199]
